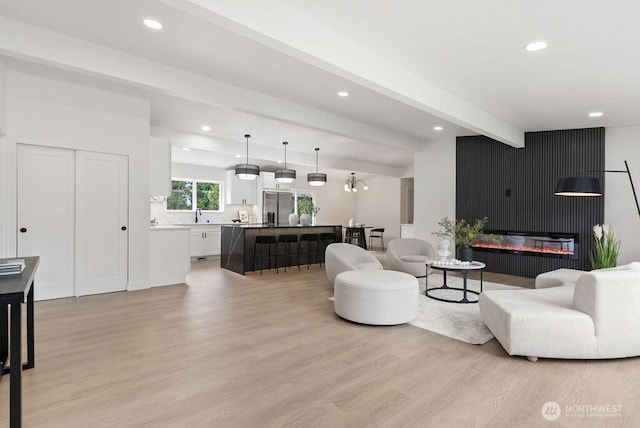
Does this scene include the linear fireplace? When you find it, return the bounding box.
[471,230,579,260]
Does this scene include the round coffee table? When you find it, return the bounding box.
[426,261,486,304]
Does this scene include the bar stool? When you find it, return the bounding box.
[369,228,385,250]
[254,235,276,275]
[277,234,300,273]
[299,233,320,269]
[344,227,360,246]
[319,232,338,266]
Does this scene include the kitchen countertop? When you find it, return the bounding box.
[149,225,190,231]
[221,224,341,229]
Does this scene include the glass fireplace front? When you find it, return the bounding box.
[471,230,579,260]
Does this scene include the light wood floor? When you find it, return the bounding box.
[1,256,638,427]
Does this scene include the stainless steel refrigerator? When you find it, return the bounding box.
[262,191,293,226]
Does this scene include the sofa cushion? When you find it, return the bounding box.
[480,285,598,358]
[535,268,585,289]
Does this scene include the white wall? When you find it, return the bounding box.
[0,59,7,256]
[301,177,357,227]
[605,127,640,263]
[413,136,456,249]
[356,175,402,243]
[3,71,151,288]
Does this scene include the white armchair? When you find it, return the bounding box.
[386,238,435,278]
[325,243,383,285]
[480,269,640,360]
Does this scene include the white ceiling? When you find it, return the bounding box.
[1,0,637,176]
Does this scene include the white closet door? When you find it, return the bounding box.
[76,151,128,296]
[17,144,76,300]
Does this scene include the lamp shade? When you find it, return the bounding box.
[555,177,602,196]
[235,163,260,180]
[307,172,327,186]
[235,134,260,180]
[275,168,296,183]
[275,141,296,183]
[307,147,326,186]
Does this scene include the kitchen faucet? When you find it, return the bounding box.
[195,208,202,223]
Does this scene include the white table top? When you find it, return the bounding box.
[430,260,486,270]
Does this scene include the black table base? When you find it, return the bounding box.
[426,269,483,304]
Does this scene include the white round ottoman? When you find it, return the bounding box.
[334,270,419,325]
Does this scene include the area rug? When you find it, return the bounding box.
[330,275,523,345]
[412,276,522,344]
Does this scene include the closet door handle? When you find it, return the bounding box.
[20,227,27,233]
[121,226,127,231]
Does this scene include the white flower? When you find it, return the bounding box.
[602,224,611,236]
[593,224,603,240]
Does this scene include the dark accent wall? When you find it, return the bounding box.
[456,128,605,277]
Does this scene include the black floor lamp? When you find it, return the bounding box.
[555,160,640,220]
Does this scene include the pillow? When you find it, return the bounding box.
[400,255,430,263]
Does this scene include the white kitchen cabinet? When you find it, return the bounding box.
[190,225,221,257]
[260,171,291,191]
[149,137,171,196]
[226,170,257,205]
[150,226,190,286]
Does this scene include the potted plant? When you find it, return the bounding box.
[433,216,489,261]
[589,224,620,269]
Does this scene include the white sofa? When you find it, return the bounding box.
[535,262,640,288]
[386,238,435,278]
[480,268,640,361]
[325,243,383,285]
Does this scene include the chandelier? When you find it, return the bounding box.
[344,172,368,192]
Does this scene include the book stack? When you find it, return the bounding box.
[0,259,26,276]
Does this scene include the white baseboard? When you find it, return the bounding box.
[127,279,150,291]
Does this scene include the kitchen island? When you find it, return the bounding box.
[221,225,342,275]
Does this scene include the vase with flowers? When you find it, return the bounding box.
[589,224,620,269]
[433,216,489,261]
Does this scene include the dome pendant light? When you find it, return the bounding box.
[235,134,260,180]
[275,141,296,184]
[307,147,327,186]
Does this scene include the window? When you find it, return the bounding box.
[167,179,223,211]
[293,190,315,215]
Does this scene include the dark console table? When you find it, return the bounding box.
[1,256,39,428]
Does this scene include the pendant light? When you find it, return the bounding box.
[235,134,260,180]
[275,141,296,183]
[307,147,327,186]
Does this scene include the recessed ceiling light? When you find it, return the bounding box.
[337,91,349,97]
[525,41,548,52]
[201,125,211,132]
[434,126,444,131]
[182,147,191,151]
[234,154,242,159]
[277,160,283,164]
[588,112,604,118]
[143,18,163,30]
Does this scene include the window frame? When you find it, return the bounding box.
[166,177,224,213]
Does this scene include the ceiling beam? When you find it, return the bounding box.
[169,0,525,148]
[0,17,427,153]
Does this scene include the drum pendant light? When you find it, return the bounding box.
[275,141,296,183]
[235,134,260,180]
[307,147,327,186]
